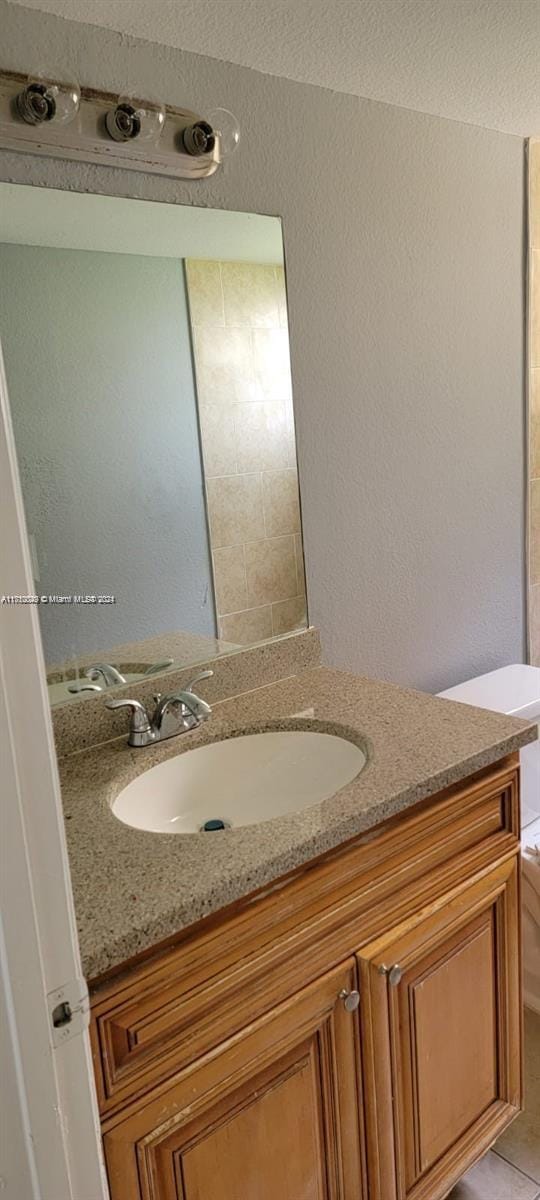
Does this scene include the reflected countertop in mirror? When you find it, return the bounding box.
[0,185,307,706]
[45,630,241,704]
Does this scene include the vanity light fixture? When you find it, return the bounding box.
[0,69,239,180]
[15,76,81,126]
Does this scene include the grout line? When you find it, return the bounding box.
[220,603,271,618]
[261,469,268,540]
[232,395,239,477]
[212,533,297,552]
[216,593,302,619]
[492,1147,540,1189]
[206,469,282,482]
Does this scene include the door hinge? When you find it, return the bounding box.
[47,977,90,1048]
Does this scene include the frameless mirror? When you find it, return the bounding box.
[0,185,307,706]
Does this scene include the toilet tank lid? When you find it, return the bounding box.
[438,664,540,720]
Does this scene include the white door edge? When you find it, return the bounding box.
[0,338,108,1200]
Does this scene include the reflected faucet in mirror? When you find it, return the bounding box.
[67,680,103,695]
[79,659,175,692]
[85,663,127,687]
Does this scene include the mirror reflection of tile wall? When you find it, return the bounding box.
[185,260,307,645]
[529,141,539,665]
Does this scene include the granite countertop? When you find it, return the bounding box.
[59,667,538,982]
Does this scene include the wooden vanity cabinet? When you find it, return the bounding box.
[358,855,521,1200]
[104,960,366,1200]
[91,757,522,1200]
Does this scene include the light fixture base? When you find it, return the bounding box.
[0,70,221,181]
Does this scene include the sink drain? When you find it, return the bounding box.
[200,818,231,832]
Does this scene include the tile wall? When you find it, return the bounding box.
[529,141,540,665]
[185,259,307,644]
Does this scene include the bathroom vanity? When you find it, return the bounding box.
[57,665,537,1200]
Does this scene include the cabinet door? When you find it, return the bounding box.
[104,959,366,1200]
[358,857,521,1200]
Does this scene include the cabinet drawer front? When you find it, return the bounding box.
[103,959,366,1200]
[92,761,518,1115]
[357,857,521,1200]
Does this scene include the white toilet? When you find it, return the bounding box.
[439,665,540,1015]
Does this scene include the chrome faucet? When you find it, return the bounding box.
[85,662,127,687]
[106,670,213,747]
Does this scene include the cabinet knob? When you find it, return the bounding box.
[378,963,402,987]
[339,988,360,1012]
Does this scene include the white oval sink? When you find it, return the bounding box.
[112,728,368,834]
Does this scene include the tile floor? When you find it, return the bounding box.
[447,1008,540,1199]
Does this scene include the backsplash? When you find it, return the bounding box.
[52,627,321,757]
[185,259,307,645]
[529,140,539,665]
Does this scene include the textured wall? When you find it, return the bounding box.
[8,0,540,136]
[0,1,527,691]
[186,259,306,645]
[529,141,540,666]
[0,242,215,663]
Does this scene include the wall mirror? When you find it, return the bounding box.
[0,184,307,706]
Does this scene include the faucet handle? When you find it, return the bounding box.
[186,669,214,694]
[106,697,152,733]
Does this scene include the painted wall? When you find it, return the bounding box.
[0,243,215,664]
[0,1,527,691]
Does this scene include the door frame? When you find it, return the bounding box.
[0,340,108,1199]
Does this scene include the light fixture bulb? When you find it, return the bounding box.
[106,94,166,143]
[207,108,240,158]
[182,120,215,157]
[16,76,80,126]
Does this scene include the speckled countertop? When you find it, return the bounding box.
[59,667,537,982]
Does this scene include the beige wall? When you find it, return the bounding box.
[185,260,306,645]
[529,141,540,665]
